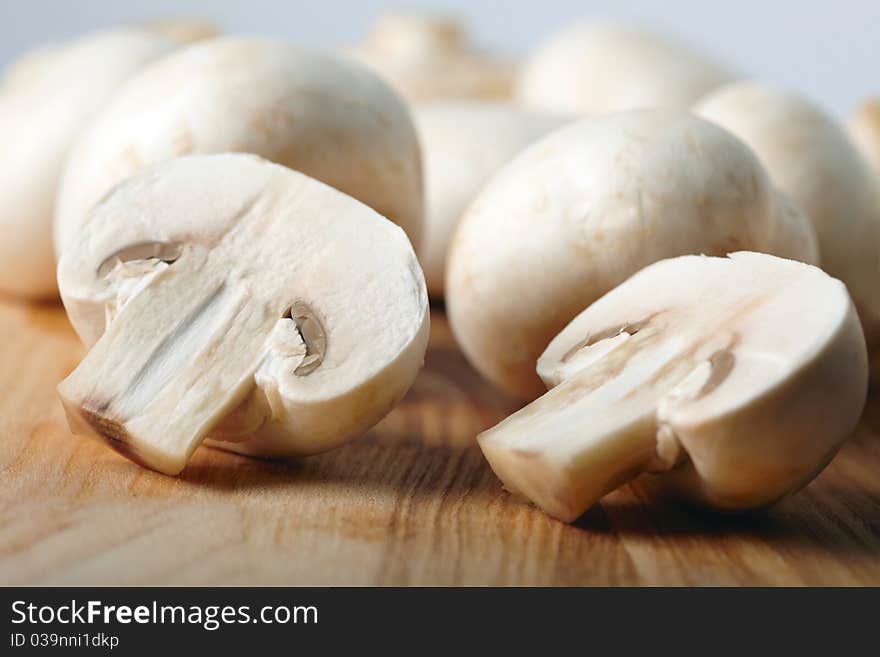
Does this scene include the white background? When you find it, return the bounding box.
[0,0,877,116]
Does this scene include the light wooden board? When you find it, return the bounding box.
[1,297,879,586]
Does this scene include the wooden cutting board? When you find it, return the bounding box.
[1,297,878,586]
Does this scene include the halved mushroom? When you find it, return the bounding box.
[848,99,880,176]
[57,154,429,475]
[346,13,514,102]
[480,252,868,522]
[415,101,571,296]
[696,82,880,365]
[516,21,734,115]
[445,109,819,400]
[0,27,177,298]
[54,37,423,258]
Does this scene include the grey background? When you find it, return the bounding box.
[0,0,877,116]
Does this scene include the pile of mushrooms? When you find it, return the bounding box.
[1,14,873,523]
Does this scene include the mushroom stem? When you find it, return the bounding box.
[57,251,279,475]
[479,375,662,522]
[479,309,736,521]
[478,333,699,521]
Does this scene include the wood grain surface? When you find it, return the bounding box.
[1,297,878,586]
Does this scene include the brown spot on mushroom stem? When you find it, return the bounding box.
[80,406,126,444]
[77,402,155,468]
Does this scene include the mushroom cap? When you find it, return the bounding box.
[446,109,819,400]
[481,252,867,522]
[140,17,220,45]
[57,154,429,473]
[54,37,423,259]
[848,99,880,176]
[346,13,514,102]
[516,21,734,115]
[696,82,880,352]
[0,27,177,298]
[414,101,571,296]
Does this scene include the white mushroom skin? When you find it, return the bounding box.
[415,101,571,296]
[848,99,880,176]
[516,21,734,115]
[480,253,868,523]
[696,82,880,364]
[54,37,423,258]
[0,28,177,298]
[57,154,429,475]
[140,17,219,44]
[346,13,514,102]
[446,110,819,400]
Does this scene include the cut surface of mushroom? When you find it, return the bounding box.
[445,109,819,400]
[516,21,734,115]
[57,154,429,475]
[346,13,514,102]
[0,27,177,298]
[480,252,868,523]
[414,101,571,296]
[54,37,423,259]
[696,82,880,362]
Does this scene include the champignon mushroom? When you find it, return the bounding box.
[516,21,734,115]
[0,27,178,298]
[345,13,514,102]
[54,37,423,258]
[480,252,867,522]
[57,154,429,475]
[140,17,220,44]
[415,101,571,296]
[695,82,880,365]
[848,99,880,176]
[446,109,819,400]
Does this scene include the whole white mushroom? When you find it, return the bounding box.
[516,21,734,115]
[0,27,178,298]
[446,109,819,400]
[54,37,424,259]
[415,101,571,296]
[346,13,514,102]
